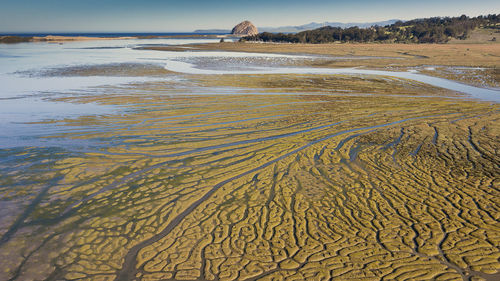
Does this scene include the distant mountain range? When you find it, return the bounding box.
[260,20,400,33]
[194,20,400,34]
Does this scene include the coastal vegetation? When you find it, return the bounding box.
[0,36,33,44]
[243,14,500,43]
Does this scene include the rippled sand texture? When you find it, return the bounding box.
[0,75,499,281]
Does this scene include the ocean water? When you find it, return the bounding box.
[163,60,500,102]
[0,37,307,147]
[0,37,307,98]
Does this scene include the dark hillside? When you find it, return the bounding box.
[244,14,500,43]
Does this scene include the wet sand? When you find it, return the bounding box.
[0,40,499,281]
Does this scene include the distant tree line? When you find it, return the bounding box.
[0,36,33,44]
[242,14,500,44]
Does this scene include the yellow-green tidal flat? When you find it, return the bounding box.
[0,44,499,281]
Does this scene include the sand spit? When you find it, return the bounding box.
[32,35,137,42]
[0,34,233,44]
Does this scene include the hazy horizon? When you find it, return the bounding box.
[1,0,499,33]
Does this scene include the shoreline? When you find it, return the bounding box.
[0,34,236,44]
[139,42,500,87]
[2,31,498,44]
[140,42,500,67]
[33,35,137,42]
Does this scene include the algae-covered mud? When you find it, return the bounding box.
[0,39,499,281]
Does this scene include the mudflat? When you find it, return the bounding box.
[0,41,499,281]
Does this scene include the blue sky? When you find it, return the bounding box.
[1,0,499,32]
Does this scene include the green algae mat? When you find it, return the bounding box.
[1,73,499,281]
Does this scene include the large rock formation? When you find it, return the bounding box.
[231,21,259,36]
